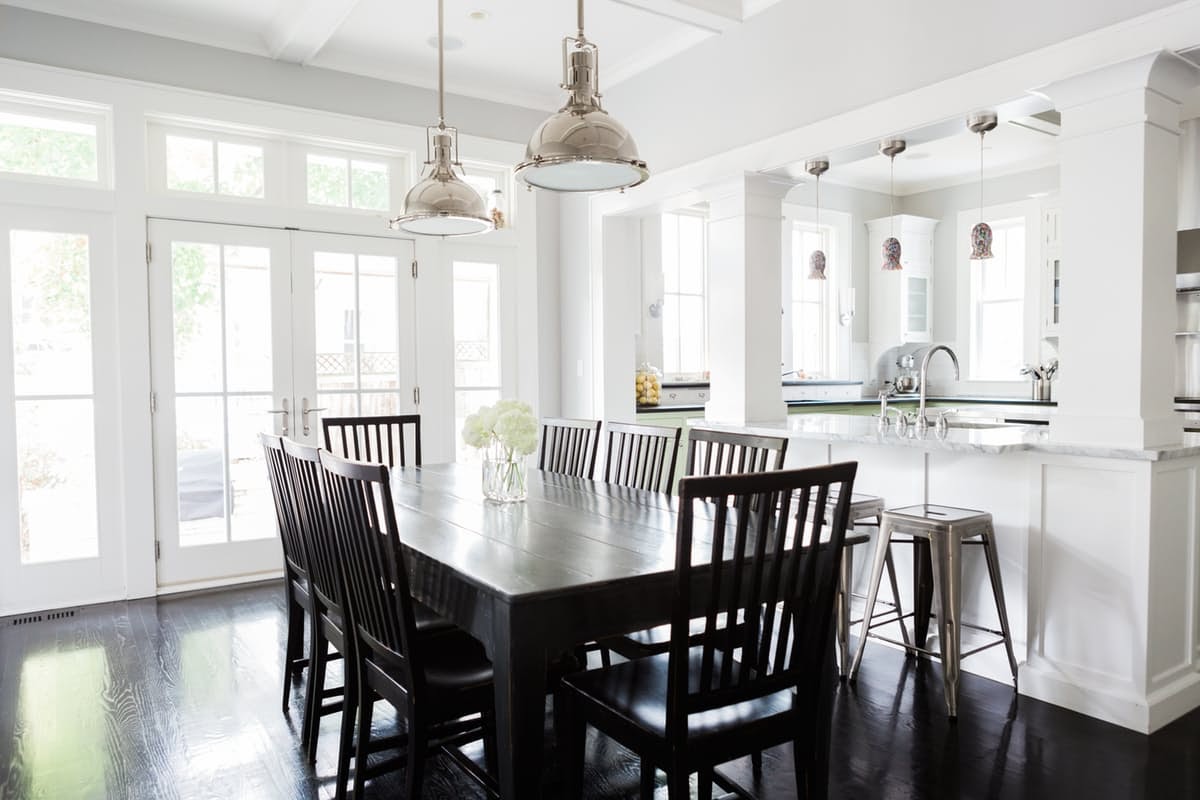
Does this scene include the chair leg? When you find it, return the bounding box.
[303,624,329,763]
[666,763,690,800]
[836,544,853,679]
[334,648,356,800]
[404,703,428,800]
[981,526,1019,687]
[282,593,306,714]
[600,646,612,668]
[482,708,497,775]
[639,757,656,800]
[751,750,763,777]
[698,767,714,800]
[882,547,911,647]
[558,689,586,800]
[929,532,962,719]
[352,683,375,799]
[848,517,894,682]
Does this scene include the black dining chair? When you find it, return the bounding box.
[686,428,789,476]
[322,414,422,467]
[558,462,858,800]
[261,434,313,716]
[601,421,682,495]
[538,417,602,479]
[318,450,498,799]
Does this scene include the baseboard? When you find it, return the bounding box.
[156,570,285,597]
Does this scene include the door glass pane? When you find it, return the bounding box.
[358,255,399,390]
[10,230,93,395]
[172,242,223,393]
[176,395,226,546]
[314,252,355,392]
[227,395,273,542]
[360,393,401,416]
[453,261,500,387]
[318,393,359,420]
[16,399,98,563]
[455,389,500,463]
[223,245,272,392]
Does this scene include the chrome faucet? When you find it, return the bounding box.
[916,345,960,432]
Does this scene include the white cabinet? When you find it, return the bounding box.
[868,215,939,364]
[1042,206,1062,338]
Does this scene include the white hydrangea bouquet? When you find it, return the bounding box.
[462,399,538,503]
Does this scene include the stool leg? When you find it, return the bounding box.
[981,525,1019,687]
[837,544,853,679]
[848,518,893,682]
[912,539,935,657]
[928,532,962,718]
[882,547,910,647]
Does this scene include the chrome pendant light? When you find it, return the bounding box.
[968,111,998,260]
[514,0,649,193]
[806,158,829,280]
[880,139,906,271]
[390,0,493,237]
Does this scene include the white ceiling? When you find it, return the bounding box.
[1,0,779,109]
[820,119,1060,196]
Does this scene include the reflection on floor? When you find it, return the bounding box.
[2,582,1199,799]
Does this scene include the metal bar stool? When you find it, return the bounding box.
[832,493,908,679]
[848,504,1019,717]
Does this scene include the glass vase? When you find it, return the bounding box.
[482,456,527,503]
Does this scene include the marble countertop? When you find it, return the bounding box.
[638,395,1057,414]
[692,413,1200,462]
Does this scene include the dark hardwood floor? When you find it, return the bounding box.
[1,581,1198,799]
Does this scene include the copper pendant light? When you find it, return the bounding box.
[806,158,829,280]
[968,111,998,260]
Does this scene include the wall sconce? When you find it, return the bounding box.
[839,287,856,326]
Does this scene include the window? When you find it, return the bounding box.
[453,261,501,462]
[164,133,265,198]
[790,223,832,377]
[661,212,707,379]
[462,163,510,227]
[0,103,103,184]
[305,153,389,211]
[969,219,1025,380]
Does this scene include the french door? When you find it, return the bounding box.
[148,220,419,588]
[0,207,123,616]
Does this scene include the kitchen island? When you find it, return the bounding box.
[690,413,1200,734]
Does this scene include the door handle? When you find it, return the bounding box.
[267,397,290,436]
[301,397,327,437]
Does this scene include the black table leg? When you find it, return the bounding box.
[491,600,549,800]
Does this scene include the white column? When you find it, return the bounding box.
[703,173,793,425]
[1047,52,1199,448]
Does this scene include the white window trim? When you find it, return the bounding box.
[954,199,1042,389]
[781,204,853,380]
[147,121,282,204]
[0,93,112,189]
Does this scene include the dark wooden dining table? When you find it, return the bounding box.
[388,462,705,800]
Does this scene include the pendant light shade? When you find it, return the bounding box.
[390,0,493,237]
[968,111,998,260]
[515,0,648,193]
[806,158,829,280]
[880,139,906,271]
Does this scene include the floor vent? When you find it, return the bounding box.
[11,609,76,626]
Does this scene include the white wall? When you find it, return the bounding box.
[0,6,547,145]
[557,194,595,418]
[535,192,562,417]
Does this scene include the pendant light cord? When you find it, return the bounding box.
[578,0,586,40]
[889,155,895,237]
[437,0,445,129]
[815,173,820,230]
[979,131,985,224]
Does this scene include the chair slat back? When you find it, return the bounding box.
[602,422,682,495]
[318,450,422,690]
[261,434,307,580]
[322,414,422,467]
[667,462,857,737]
[538,418,602,479]
[686,428,789,477]
[282,439,342,615]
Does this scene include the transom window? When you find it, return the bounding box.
[969,218,1025,380]
[661,212,707,379]
[305,153,390,211]
[163,132,266,199]
[0,100,106,184]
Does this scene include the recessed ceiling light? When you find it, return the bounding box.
[468,10,489,21]
[427,34,464,51]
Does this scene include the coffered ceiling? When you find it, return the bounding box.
[1,0,781,109]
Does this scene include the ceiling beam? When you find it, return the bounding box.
[262,0,361,65]
[610,0,744,34]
